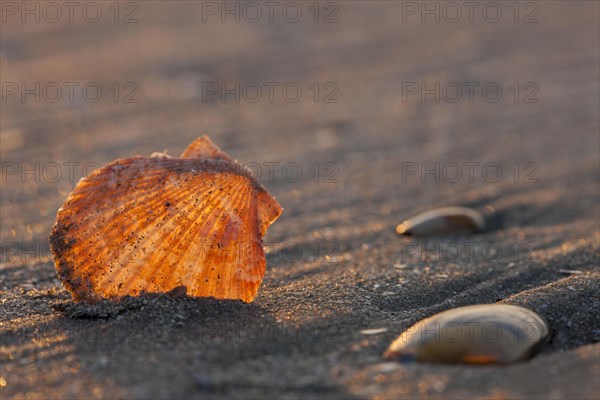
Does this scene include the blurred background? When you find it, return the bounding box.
[1,2,599,399]
[2,1,598,248]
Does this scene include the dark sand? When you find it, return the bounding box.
[1,2,599,399]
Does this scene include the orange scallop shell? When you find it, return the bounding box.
[49,136,282,303]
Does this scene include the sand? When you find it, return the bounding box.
[1,2,599,399]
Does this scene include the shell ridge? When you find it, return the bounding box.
[116,179,231,296]
[173,178,247,296]
[78,180,209,293]
[198,180,251,299]
[61,167,227,297]
[181,176,251,297]
[256,188,283,237]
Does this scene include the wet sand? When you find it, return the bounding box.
[1,2,599,399]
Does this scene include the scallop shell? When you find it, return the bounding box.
[49,136,282,303]
[383,304,549,364]
[396,206,485,237]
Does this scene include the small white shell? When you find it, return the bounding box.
[384,304,550,364]
[396,207,485,236]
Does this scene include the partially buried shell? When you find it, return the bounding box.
[49,136,282,303]
[396,206,485,237]
[383,304,549,364]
